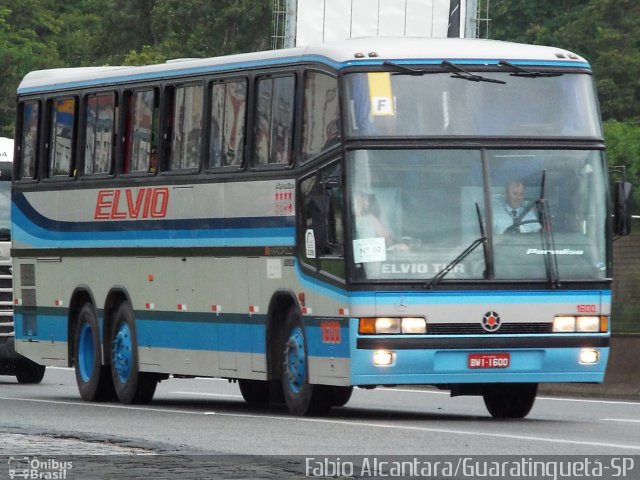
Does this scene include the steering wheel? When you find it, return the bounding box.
[503,219,541,234]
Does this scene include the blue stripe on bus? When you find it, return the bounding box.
[344,59,591,69]
[11,197,295,247]
[17,54,342,94]
[292,260,610,307]
[358,290,608,305]
[17,55,591,95]
[13,193,294,232]
[14,311,350,358]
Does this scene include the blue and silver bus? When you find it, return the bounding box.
[12,37,631,417]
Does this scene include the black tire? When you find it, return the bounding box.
[110,302,158,404]
[238,380,270,405]
[331,386,354,407]
[281,307,332,416]
[238,379,285,405]
[74,303,116,401]
[482,383,538,418]
[15,361,46,384]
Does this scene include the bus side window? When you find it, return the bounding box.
[301,72,340,163]
[123,89,158,174]
[47,97,77,178]
[18,101,40,180]
[209,79,247,168]
[254,75,295,166]
[167,84,204,171]
[84,93,116,175]
[300,161,344,260]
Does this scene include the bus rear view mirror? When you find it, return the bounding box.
[613,181,633,236]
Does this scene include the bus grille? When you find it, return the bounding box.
[427,322,552,335]
[0,266,13,337]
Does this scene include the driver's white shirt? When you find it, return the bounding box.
[493,202,540,234]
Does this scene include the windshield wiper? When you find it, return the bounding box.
[427,203,488,289]
[498,60,563,78]
[382,61,427,75]
[441,61,506,84]
[535,170,561,287]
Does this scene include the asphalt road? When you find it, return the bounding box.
[0,367,639,478]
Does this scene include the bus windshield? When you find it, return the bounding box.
[348,149,607,282]
[345,71,602,138]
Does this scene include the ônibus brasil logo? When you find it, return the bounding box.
[481,311,502,332]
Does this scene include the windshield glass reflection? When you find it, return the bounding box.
[348,149,607,282]
[345,72,601,138]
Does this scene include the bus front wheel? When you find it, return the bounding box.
[280,307,332,416]
[74,303,115,401]
[482,383,538,418]
[331,386,353,407]
[110,302,157,404]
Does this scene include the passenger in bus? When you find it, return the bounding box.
[149,146,157,173]
[493,180,541,234]
[354,192,390,240]
[354,192,409,251]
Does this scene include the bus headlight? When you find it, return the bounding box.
[359,317,427,334]
[553,315,608,333]
[401,317,427,334]
[375,317,401,334]
[553,316,576,332]
[576,316,599,332]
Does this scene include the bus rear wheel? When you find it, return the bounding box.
[74,303,115,401]
[110,302,157,404]
[238,379,284,405]
[238,380,270,405]
[482,383,538,418]
[16,360,46,384]
[280,307,332,416]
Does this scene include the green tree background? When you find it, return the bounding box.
[484,0,640,208]
[0,0,270,137]
[1,0,639,203]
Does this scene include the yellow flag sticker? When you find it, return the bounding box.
[367,72,395,116]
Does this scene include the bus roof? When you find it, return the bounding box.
[18,37,589,95]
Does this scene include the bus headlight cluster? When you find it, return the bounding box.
[553,315,607,333]
[359,317,427,335]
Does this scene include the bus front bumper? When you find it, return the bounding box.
[350,334,609,386]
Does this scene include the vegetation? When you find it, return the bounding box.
[0,0,638,203]
[0,0,270,137]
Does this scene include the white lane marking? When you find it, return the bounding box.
[538,396,640,406]
[44,368,640,406]
[212,412,640,451]
[0,397,197,415]
[171,391,242,399]
[602,418,640,424]
[378,387,640,406]
[1,395,639,451]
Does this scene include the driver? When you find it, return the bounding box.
[493,180,541,234]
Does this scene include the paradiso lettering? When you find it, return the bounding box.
[94,187,169,220]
